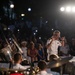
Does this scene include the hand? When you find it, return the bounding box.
[52,36,55,41]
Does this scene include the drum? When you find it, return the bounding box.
[7,69,27,75]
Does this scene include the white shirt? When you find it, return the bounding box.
[21,47,27,58]
[37,70,53,75]
[13,63,30,70]
[47,39,61,55]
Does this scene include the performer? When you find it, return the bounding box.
[46,30,62,61]
[37,60,59,75]
[13,53,30,69]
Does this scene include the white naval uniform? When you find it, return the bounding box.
[37,69,60,75]
[13,63,30,70]
[47,39,61,60]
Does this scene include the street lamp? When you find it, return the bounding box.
[10,4,14,8]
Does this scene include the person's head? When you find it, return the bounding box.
[38,43,42,49]
[21,41,27,47]
[38,61,47,71]
[53,30,60,39]
[13,53,22,64]
[29,42,35,49]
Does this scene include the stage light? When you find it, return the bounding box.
[35,30,38,32]
[10,4,14,8]
[39,37,41,39]
[17,29,20,32]
[52,28,54,31]
[21,14,25,16]
[60,7,65,11]
[34,33,36,35]
[72,7,75,12]
[46,21,48,23]
[66,6,71,12]
[8,27,10,30]
[28,8,31,11]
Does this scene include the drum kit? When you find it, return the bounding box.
[0,56,74,75]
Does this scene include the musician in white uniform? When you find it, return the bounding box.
[46,30,62,61]
[37,61,59,75]
[13,53,30,70]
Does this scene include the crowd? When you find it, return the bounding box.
[0,30,75,75]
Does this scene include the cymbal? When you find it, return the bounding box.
[47,56,73,68]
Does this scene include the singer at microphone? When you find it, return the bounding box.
[46,30,62,61]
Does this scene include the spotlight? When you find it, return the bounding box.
[72,7,75,12]
[17,29,20,32]
[39,37,41,39]
[46,21,48,23]
[34,33,36,35]
[10,4,14,8]
[35,30,38,32]
[21,14,25,17]
[52,28,54,31]
[66,6,71,12]
[8,27,10,30]
[60,7,65,11]
[28,8,31,11]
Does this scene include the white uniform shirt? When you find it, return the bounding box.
[37,70,53,75]
[47,39,61,60]
[47,39,61,55]
[13,63,30,70]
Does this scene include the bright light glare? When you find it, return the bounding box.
[66,6,71,12]
[72,7,75,12]
[60,7,65,11]
[28,8,31,11]
[7,51,10,54]
[10,4,14,8]
[21,14,25,16]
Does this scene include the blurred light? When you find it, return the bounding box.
[34,33,36,35]
[28,8,31,11]
[17,29,20,32]
[15,70,18,73]
[9,38,12,40]
[46,21,48,23]
[60,7,65,11]
[4,28,7,30]
[39,37,41,39]
[52,28,54,31]
[10,4,14,8]
[35,30,38,32]
[72,7,75,12]
[66,6,71,12]
[8,27,10,30]
[7,51,10,54]
[21,14,25,16]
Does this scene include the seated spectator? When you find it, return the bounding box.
[28,42,38,62]
[59,37,70,56]
[37,43,45,61]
